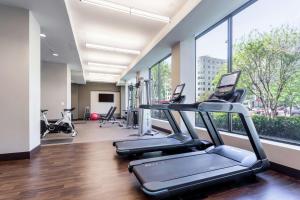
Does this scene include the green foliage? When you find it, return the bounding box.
[150,58,172,119]
[208,114,300,142]
[233,115,300,141]
[233,25,300,118]
[196,112,228,130]
[279,70,300,109]
[159,61,172,100]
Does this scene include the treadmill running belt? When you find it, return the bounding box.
[133,153,239,183]
[116,138,183,150]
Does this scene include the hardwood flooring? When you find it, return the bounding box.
[0,141,299,200]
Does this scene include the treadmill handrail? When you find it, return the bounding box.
[198,102,249,116]
[197,101,267,161]
[167,101,266,161]
[168,103,200,111]
[140,104,170,110]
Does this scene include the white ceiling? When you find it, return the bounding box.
[0,0,85,84]
[0,0,249,84]
[122,0,249,81]
[66,0,188,83]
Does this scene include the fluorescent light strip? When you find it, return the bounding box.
[80,0,130,13]
[81,0,170,23]
[131,9,170,23]
[85,66,123,73]
[87,79,117,83]
[87,72,120,77]
[40,33,46,38]
[87,62,127,69]
[86,43,140,55]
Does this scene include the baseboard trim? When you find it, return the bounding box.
[152,125,172,134]
[0,144,41,161]
[30,145,41,158]
[270,162,300,179]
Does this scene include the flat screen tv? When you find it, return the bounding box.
[98,93,114,102]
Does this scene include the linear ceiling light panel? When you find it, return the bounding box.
[85,66,123,73]
[87,79,117,83]
[130,9,170,23]
[87,62,127,69]
[86,43,140,55]
[81,0,170,23]
[87,72,120,77]
[80,0,130,13]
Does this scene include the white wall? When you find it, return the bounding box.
[90,91,120,115]
[66,66,71,109]
[170,38,196,131]
[29,11,41,150]
[0,5,40,154]
[41,62,70,119]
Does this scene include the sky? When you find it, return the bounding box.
[196,0,300,60]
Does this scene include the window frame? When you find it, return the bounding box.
[193,0,300,146]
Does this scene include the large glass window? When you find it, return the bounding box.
[195,21,228,130]
[150,56,172,120]
[195,0,300,145]
[232,0,300,143]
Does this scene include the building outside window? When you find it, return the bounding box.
[195,21,228,130]
[195,0,300,145]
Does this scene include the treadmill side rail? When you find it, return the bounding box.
[138,165,251,198]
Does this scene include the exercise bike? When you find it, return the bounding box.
[40,108,77,138]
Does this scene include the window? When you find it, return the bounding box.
[195,21,228,130]
[232,0,300,144]
[150,56,172,120]
[195,0,300,145]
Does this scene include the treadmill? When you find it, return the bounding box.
[128,71,270,198]
[113,84,211,156]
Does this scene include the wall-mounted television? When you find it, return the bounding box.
[98,93,114,102]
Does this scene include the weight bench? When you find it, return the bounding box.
[99,107,122,127]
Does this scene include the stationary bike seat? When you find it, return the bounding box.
[41,109,48,113]
[64,107,75,112]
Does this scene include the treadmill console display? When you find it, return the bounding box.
[170,83,185,103]
[174,85,184,94]
[214,71,241,98]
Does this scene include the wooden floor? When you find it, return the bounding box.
[0,141,300,200]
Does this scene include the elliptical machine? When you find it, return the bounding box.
[40,108,77,138]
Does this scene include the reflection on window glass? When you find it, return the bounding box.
[195,21,228,130]
[150,56,172,120]
[232,0,300,143]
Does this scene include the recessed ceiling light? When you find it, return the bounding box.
[87,62,127,69]
[86,43,140,55]
[52,53,59,57]
[81,0,170,23]
[40,33,47,38]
